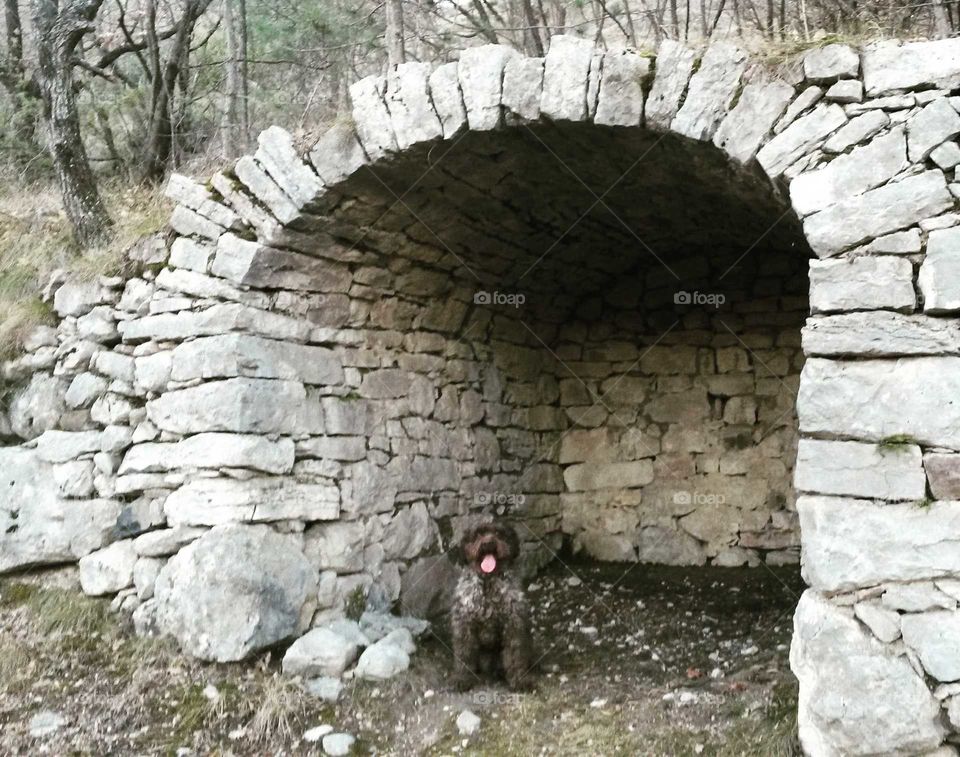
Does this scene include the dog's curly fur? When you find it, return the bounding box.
[450,521,533,691]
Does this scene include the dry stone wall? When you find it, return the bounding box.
[5,33,960,755]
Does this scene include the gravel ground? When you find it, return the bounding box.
[0,560,802,755]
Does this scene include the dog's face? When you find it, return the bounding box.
[459,522,520,578]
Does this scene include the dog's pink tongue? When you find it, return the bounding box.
[480,554,497,574]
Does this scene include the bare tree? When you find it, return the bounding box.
[386,0,405,68]
[32,0,112,245]
[222,0,249,157]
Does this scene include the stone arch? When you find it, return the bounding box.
[5,34,960,755]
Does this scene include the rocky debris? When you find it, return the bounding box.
[303,676,343,702]
[322,732,355,756]
[303,724,334,743]
[153,525,317,661]
[282,627,361,678]
[354,629,414,680]
[456,709,481,736]
[791,591,944,755]
[29,710,67,738]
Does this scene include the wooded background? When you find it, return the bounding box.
[1,0,956,246]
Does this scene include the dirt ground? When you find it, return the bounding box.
[0,558,803,756]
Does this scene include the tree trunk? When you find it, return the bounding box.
[222,0,249,158]
[32,0,112,246]
[385,0,405,69]
[933,0,952,38]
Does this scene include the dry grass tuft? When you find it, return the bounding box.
[246,674,307,743]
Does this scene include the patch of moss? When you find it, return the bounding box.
[0,580,40,608]
[344,585,366,621]
[877,434,921,452]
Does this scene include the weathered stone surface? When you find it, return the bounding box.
[53,280,106,317]
[170,203,225,241]
[428,62,466,138]
[9,373,66,440]
[458,44,519,130]
[802,312,960,356]
[804,44,860,82]
[803,170,952,257]
[798,496,960,591]
[349,75,396,160]
[54,459,95,498]
[863,227,922,254]
[794,439,925,500]
[713,81,794,163]
[563,461,653,491]
[164,478,339,526]
[637,526,705,566]
[35,429,102,463]
[64,373,107,412]
[593,49,648,127]
[908,97,960,162]
[791,591,944,755]
[854,600,902,643]
[309,122,368,185]
[282,626,359,677]
[825,79,862,103]
[882,582,956,612]
[169,334,343,385]
[169,237,214,273]
[502,57,543,122]
[926,453,960,499]
[863,38,960,96]
[644,40,696,130]
[354,631,412,680]
[133,526,207,557]
[790,129,907,216]
[809,256,915,314]
[902,611,960,682]
[256,126,323,208]
[540,35,593,122]
[154,524,316,661]
[920,227,960,314]
[775,85,822,133]
[0,447,122,572]
[823,110,889,153]
[213,233,351,292]
[799,357,960,448]
[386,62,443,150]
[303,521,365,572]
[120,302,310,343]
[147,378,323,435]
[671,42,747,141]
[382,502,437,560]
[79,540,137,595]
[120,434,294,475]
[757,103,846,177]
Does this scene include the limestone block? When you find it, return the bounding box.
[790,591,944,755]
[863,228,922,254]
[65,372,108,409]
[823,110,889,153]
[169,204,223,242]
[863,38,960,96]
[920,227,960,313]
[169,237,214,273]
[795,439,925,500]
[147,378,323,435]
[154,524,316,661]
[282,626,359,677]
[926,453,960,499]
[303,521,365,572]
[119,303,310,343]
[540,35,594,122]
[594,49,649,127]
[802,312,960,357]
[428,62,467,138]
[502,57,544,122]
[256,126,324,207]
[212,233,351,292]
[563,461,654,491]
[798,496,960,591]
[825,79,863,103]
[79,540,137,595]
[671,42,747,141]
[902,611,960,682]
[459,44,520,130]
[790,129,907,217]
[349,75,396,160]
[133,526,207,557]
[645,40,696,130]
[758,103,846,177]
[53,280,107,318]
[713,81,794,163]
[774,85,822,133]
[309,122,368,185]
[164,478,339,526]
[809,256,915,314]
[803,44,860,82]
[803,170,952,258]
[119,433,294,475]
[907,98,960,162]
[35,430,102,463]
[854,600,902,643]
[637,526,705,566]
[9,373,66,440]
[385,62,443,149]
[882,582,956,612]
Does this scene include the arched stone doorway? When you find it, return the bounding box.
[4,34,960,755]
